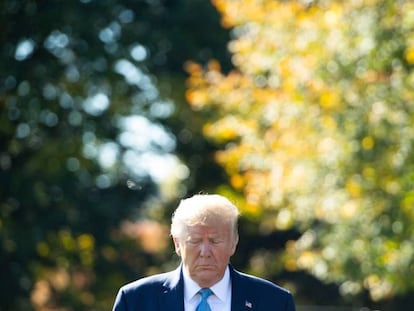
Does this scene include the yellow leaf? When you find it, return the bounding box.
[405,47,414,64]
[362,136,375,150]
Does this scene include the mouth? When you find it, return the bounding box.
[197,264,215,270]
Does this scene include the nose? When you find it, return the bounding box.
[199,241,211,257]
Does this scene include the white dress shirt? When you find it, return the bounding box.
[183,266,232,311]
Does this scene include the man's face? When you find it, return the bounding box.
[173,219,238,288]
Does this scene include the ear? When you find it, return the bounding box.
[230,234,239,256]
[173,237,182,257]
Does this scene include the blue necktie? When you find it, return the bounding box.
[196,288,213,311]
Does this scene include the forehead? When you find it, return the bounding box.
[185,221,232,236]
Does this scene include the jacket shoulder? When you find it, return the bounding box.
[234,269,290,292]
[112,269,181,311]
[119,270,176,294]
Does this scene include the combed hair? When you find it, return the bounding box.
[170,194,240,240]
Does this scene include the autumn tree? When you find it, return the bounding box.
[186,0,414,306]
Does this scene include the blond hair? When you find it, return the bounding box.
[171,194,240,240]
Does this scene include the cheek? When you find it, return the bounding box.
[225,242,237,258]
[214,246,234,260]
[180,245,197,260]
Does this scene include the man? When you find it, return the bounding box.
[112,194,296,311]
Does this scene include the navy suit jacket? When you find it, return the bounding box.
[112,265,296,311]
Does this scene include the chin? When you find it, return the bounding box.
[197,277,218,288]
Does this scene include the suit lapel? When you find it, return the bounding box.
[161,266,185,311]
[230,266,256,311]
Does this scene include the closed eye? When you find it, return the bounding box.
[211,239,224,244]
[187,239,201,245]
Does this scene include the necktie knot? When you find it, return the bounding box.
[199,288,213,299]
[196,288,213,311]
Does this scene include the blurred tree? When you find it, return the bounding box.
[0,0,231,310]
[186,0,414,309]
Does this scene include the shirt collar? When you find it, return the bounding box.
[210,266,231,303]
[183,265,231,303]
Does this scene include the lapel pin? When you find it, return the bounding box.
[245,301,252,308]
